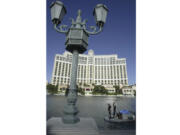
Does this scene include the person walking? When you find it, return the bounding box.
[113,102,117,118]
[108,104,112,119]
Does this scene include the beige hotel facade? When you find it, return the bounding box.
[51,50,128,88]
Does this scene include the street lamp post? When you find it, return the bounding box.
[50,0,108,124]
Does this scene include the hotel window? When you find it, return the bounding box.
[61,78,64,83]
[105,58,107,65]
[84,66,86,78]
[116,66,119,79]
[110,58,112,64]
[123,65,126,78]
[68,64,71,77]
[104,66,106,79]
[78,65,80,78]
[101,66,103,79]
[125,80,127,84]
[121,80,123,84]
[88,57,93,64]
[112,57,115,64]
[107,66,109,79]
[95,66,97,79]
[81,66,83,78]
[111,66,113,79]
[54,61,58,75]
[61,78,63,83]
[62,63,65,76]
[90,66,93,78]
[65,63,68,76]
[114,66,116,79]
[58,62,61,76]
[53,80,55,84]
[120,66,123,79]
[98,66,100,79]
[101,58,103,65]
[98,58,101,65]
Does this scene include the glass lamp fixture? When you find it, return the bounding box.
[50,1,67,25]
[93,4,108,27]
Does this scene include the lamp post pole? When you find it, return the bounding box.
[63,49,79,123]
[50,1,108,124]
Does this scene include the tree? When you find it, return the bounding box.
[65,85,85,96]
[46,84,58,94]
[134,90,136,96]
[114,85,123,94]
[77,85,85,95]
[114,85,119,93]
[65,85,70,97]
[83,83,90,87]
[78,87,85,95]
[93,85,108,94]
[117,89,123,94]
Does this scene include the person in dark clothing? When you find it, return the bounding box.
[108,104,112,119]
[117,112,122,119]
[113,102,117,118]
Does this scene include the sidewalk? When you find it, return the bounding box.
[99,130,135,135]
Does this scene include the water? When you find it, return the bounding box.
[47,95,136,130]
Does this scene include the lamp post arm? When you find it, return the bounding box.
[54,24,69,34]
[84,26,103,35]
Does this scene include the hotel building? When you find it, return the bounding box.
[51,49,128,88]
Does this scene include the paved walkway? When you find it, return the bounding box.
[47,117,99,135]
[47,117,135,135]
[99,130,135,135]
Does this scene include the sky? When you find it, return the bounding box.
[46,0,136,85]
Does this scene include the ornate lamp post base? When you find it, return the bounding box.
[63,115,80,124]
[63,99,80,123]
[62,106,80,123]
